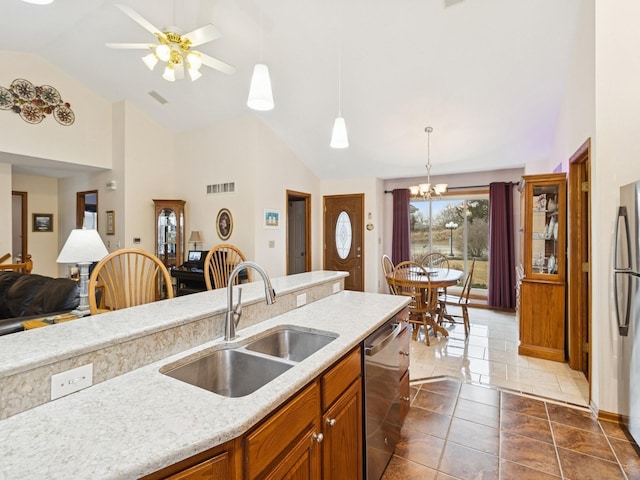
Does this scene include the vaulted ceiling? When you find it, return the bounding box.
[2,0,585,180]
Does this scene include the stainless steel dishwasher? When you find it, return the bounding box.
[363,315,403,480]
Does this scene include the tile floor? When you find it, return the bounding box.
[409,307,590,407]
[380,307,640,479]
[382,378,640,479]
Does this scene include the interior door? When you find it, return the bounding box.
[287,190,311,275]
[323,194,364,291]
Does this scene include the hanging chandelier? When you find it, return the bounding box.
[409,126,447,198]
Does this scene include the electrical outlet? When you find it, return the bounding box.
[332,282,340,294]
[51,364,93,400]
[296,293,307,307]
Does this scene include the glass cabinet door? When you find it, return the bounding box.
[153,200,186,269]
[522,174,566,281]
[530,184,560,275]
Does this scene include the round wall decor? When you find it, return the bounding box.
[216,208,233,241]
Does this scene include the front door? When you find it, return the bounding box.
[323,194,364,291]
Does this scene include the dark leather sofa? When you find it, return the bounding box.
[0,271,80,336]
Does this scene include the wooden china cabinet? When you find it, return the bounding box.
[518,173,567,362]
[153,199,186,269]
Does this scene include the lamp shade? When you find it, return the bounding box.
[56,229,109,264]
[188,230,203,243]
[330,116,349,149]
[247,64,274,111]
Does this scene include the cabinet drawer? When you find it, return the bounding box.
[245,381,320,479]
[321,347,362,410]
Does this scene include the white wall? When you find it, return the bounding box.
[176,116,321,278]
[12,173,59,277]
[591,0,640,415]
[0,52,112,169]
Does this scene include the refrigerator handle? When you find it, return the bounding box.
[614,206,632,336]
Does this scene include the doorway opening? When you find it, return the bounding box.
[567,138,591,385]
[11,191,27,263]
[76,190,98,230]
[286,190,311,275]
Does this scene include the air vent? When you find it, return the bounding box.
[207,182,236,195]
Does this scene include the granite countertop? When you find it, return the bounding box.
[0,290,408,479]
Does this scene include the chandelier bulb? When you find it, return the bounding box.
[162,65,176,82]
[155,44,171,62]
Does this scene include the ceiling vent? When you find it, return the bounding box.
[148,90,168,105]
[207,182,236,195]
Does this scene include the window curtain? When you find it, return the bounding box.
[391,189,411,265]
[488,182,516,309]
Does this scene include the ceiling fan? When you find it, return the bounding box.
[106,3,236,82]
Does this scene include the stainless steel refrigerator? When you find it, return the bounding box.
[614,180,640,443]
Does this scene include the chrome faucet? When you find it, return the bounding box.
[225,261,276,341]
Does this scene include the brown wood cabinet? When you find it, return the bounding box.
[143,347,364,480]
[154,199,186,269]
[519,173,567,362]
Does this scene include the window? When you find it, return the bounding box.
[410,193,489,295]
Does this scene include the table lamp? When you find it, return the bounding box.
[56,228,109,317]
[188,230,203,250]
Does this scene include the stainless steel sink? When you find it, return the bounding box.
[162,349,293,398]
[244,328,337,362]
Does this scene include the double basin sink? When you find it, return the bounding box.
[161,327,337,398]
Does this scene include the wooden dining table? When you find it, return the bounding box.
[387,267,464,340]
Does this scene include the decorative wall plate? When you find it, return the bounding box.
[0,87,12,110]
[1,79,75,126]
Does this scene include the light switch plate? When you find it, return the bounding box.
[51,364,93,400]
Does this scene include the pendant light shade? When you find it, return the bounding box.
[330,116,349,149]
[247,64,274,111]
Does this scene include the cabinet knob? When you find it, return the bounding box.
[326,418,337,427]
[401,396,410,402]
[312,432,324,443]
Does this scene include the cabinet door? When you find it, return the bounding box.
[262,426,321,480]
[322,380,362,480]
[245,382,321,480]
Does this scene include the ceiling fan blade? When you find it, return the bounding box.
[200,53,236,75]
[115,4,165,39]
[183,24,222,47]
[106,43,153,50]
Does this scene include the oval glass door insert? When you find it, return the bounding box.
[335,211,352,259]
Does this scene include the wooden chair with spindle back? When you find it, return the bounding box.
[204,244,252,290]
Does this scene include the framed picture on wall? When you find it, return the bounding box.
[32,213,53,232]
[216,208,233,241]
[106,210,115,235]
[264,209,280,229]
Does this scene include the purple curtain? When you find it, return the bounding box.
[488,182,516,309]
[391,189,411,265]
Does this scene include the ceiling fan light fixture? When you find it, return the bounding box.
[186,52,202,70]
[330,116,349,149]
[247,63,274,111]
[155,44,171,62]
[188,67,202,81]
[162,65,176,82]
[142,53,158,71]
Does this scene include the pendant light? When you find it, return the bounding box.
[247,0,274,111]
[330,5,348,149]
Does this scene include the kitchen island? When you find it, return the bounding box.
[0,272,408,479]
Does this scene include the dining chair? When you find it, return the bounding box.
[88,248,173,315]
[420,252,450,273]
[387,261,438,345]
[381,254,395,294]
[438,258,476,337]
[204,244,251,290]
